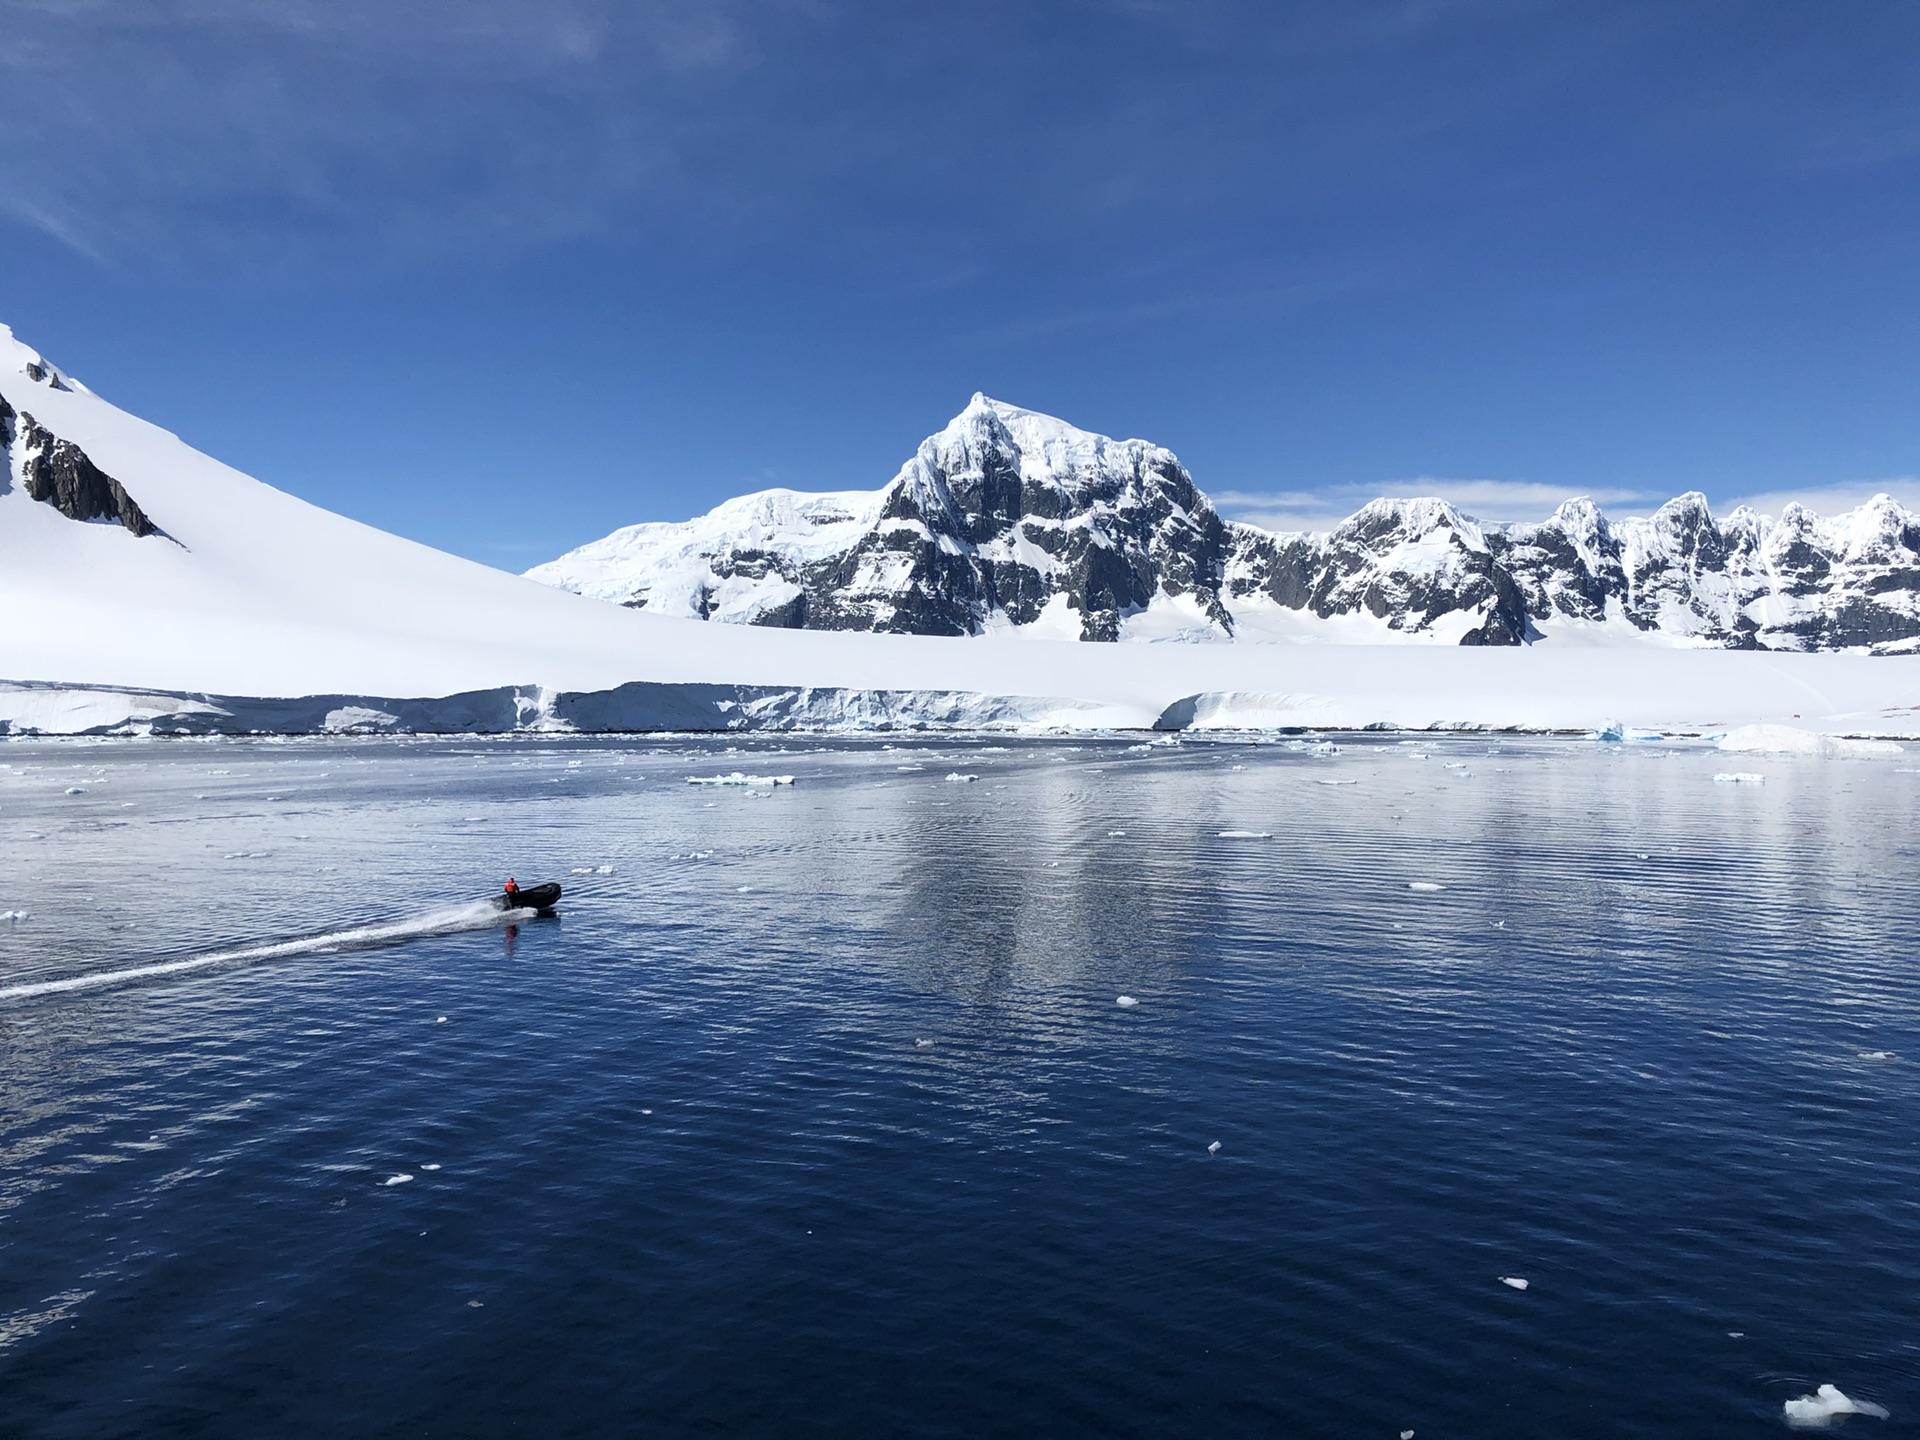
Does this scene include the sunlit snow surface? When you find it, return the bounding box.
[0,735,1914,1437]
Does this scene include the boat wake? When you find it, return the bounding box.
[0,899,517,1002]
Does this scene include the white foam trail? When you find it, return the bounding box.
[0,900,512,1001]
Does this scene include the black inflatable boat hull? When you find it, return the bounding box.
[493,882,563,914]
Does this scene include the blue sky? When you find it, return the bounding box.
[3,0,1917,564]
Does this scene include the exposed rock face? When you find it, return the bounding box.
[533,395,1237,642]
[1,388,158,537]
[530,396,1920,653]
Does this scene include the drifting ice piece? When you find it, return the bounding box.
[945,773,979,783]
[1218,830,1272,839]
[1115,995,1139,1008]
[1206,1141,1221,1155]
[1719,724,1903,758]
[687,773,795,787]
[1408,881,1446,893]
[1783,1385,1889,1428]
[384,1174,413,1187]
[1500,1276,1529,1290]
[1712,772,1766,784]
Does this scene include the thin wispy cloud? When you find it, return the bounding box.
[1723,478,1920,521]
[1211,477,1661,534]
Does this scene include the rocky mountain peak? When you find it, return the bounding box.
[528,398,1920,654]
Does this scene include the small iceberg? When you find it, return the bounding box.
[1115,995,1140,1008]
[945,773,979,783]
[687,773,795,787]
[1217,830,1272,839]
[1712,772,1766,785]
[383,1174,413,1187]
[1408,881,1447,893]
[1718,724,1902,759]
[1499,1276,1528,1290]
[1784,1384,1889,1429]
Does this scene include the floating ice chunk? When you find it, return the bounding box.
[1408,881,1447,893]
[0,910,28,922]
[1729,1332,1744,1338]
[896,765,925,772]
[1500,1276,1529,1290]
[436,1016,448,1024]
[597,865,614,873]
[1116,995,1139,1008]
[1719,725,1903,759]
[1443,762,1468,770]
[945,773,979,783]
[1315,778,1358,786]
[571,867,594,874]
[1713,772,1766,785]
[736,885,752,893]
[687,773,795,787]
[468,1300,484,1308]
[1206,1140,1221,1155]
[1108,829,1128,837]
[1218,830,1272,839]
[1858,1050,1897,1061]
[64,786,85,795]
[914,1038,935,1048]
[1401,1432,1415,1439]
[422,1163,441,1171]
[1312,742,1339,755]
[1784,1385,1889,1428]
[384,1174,413,1186]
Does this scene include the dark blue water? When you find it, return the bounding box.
[0,735,1914,1438]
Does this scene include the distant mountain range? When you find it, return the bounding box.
[529,394,1920,653]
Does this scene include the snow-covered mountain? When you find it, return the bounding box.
[531,395,1920,653]
[4,321,1915,738]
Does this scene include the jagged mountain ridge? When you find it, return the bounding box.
[529,395,1920,653]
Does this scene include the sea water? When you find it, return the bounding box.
[0,734,1914,1437]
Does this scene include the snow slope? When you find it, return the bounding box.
[3,323,1918,736]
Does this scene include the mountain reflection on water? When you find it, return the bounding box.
[0,734,1914,1438]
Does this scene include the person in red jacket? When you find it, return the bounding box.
[503,877,520,902]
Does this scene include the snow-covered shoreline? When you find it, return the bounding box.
[3,671,1915,740]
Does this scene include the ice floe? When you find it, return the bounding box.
[1217,830,1272,839]
[945,773,979,782]
[1408,881,1446,893]
[1207,1141,1221,1155]
[1500,1276,1529,1290]
[1712,772,1766,784]
[687,773,795,787]
[1783,1385,1889,1428]
[384,1174,413,1186]
[0,911,28,922]
[1718,724,1903,759]
[1115,995,1139,1008]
